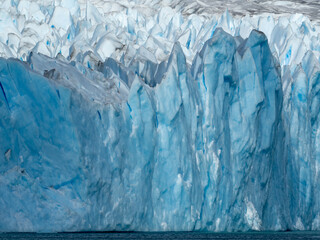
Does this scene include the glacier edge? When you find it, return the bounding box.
[0,28,320,232]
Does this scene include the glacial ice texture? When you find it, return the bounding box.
[1,27,320,232]
[1,0,320,233]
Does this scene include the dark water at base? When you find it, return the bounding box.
[1,232,320,240]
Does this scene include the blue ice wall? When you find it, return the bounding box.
[0,29,320,232]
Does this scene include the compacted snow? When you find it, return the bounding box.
[0,0,320,232]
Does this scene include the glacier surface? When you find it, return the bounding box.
[0,0,320,233]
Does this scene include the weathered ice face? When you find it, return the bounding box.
[0,0,320,233]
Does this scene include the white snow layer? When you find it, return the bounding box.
[0,0,319,69]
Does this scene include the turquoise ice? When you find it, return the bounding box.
[1,29,320,232]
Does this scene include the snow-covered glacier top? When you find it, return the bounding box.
[1,0,320,67]
[1,0,320,107]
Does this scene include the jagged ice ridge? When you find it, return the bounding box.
[0,0,320,233]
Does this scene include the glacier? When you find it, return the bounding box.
[1,0,320,233]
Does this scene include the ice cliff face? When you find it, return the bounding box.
[1,27,320,232]
[1,0,320,233]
